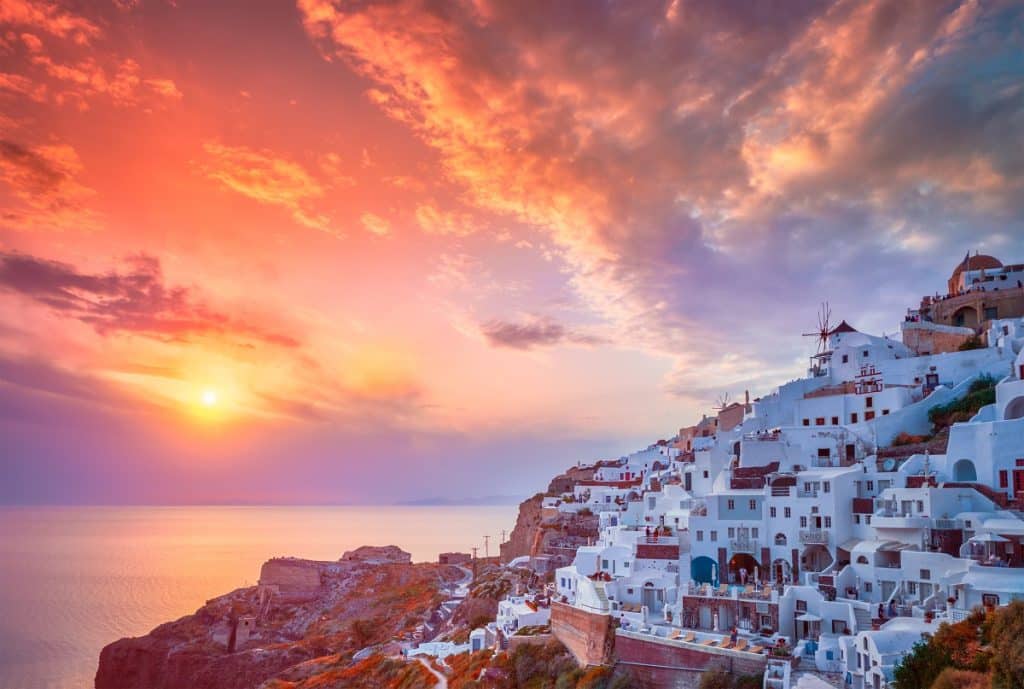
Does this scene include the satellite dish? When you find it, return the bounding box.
[883,459,896,471]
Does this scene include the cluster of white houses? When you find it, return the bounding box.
[530,254,1024,689]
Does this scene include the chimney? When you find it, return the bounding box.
[745,389,750,406]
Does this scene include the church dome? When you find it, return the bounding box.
[951,254,1002,282]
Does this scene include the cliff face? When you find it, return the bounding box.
[96,548,457,689]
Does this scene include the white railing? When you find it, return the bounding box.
[800,529,829,545]
[730,537,759,554]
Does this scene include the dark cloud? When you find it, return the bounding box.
[481,317,604,350]
[0,251,300,347]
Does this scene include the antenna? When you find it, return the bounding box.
[802,301,833,353]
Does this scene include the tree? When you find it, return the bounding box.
[893,638,951,689]
[930,668,989,689]
[986,600,1024,689]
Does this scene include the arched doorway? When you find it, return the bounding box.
[772,558,792,585]
[1005,397,1024,420]
[801,544,833,574]
[728,553,759,584]
[953,459,978,482]
[691,556,718,585]
[952,306,978,328]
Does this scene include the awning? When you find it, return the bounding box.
[839,538,862,551]
[969,533,1009,543]
[796,613,822,622]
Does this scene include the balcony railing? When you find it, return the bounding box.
[934,518,963,531]
[800,529,829,545]
[797,490,819,499]
[730,537,759,554]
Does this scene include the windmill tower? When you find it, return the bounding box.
[803,302,834,377]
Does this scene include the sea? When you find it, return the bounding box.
[0,505,515,689]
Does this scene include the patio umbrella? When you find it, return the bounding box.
[970,533,1009,543]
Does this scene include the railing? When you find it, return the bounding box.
[730,537,759,554]
[771,486,791,497]
[797,490,818,499]
[934,518,963,530]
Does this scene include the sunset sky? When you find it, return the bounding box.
[1,0,1023,504]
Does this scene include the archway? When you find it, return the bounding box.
[953,459,978,482]
[801,544,833,574]
[952,306,978,328]
[728,552,759,584]
[1005,397,1024,421]
[774,533,788,546]
[691,556,718,585]
[772,558,792,585]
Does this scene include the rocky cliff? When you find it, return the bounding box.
[95,547,459,689]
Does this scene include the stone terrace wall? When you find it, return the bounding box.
[550,602,614,666]
[614,631,767,689]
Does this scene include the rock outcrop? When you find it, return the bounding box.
[96,551,451,689]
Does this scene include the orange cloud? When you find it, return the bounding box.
[200,141,335,234]
[0,0,101,44]
[0,138,99,231]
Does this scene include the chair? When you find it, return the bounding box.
[716,583,729,596]
[669,629,681,640]
[719,639,734,650]
[701,638,717,646]
[734,639,748,652]
[748,644,764,654]
[682,631,696,643]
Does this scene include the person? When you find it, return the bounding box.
[731,627,738,644]
[878,603,885,619]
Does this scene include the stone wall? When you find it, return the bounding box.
[902,321,976,355]
[614,631,767,689]
[258,558,323,602]
[549,602,614,666]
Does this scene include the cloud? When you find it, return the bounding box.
[0,0,100,44]
[480,317,605,350]
[0,138,99,231]
[415,202,476,236]
[0,251,300,347]
[200,141,335,233]
[299,0,1024,408]
[360,212,391,236]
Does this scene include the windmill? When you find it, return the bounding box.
[714,392,731,411]
[802,301,834,354]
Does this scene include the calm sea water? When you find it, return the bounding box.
[0,505,515,689]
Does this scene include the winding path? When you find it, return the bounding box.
[413,656,448,689]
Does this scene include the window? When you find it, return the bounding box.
[916,501,924,513]
[703,470,709,479]
[851,412,858,423]
[831,416,839,425]
[824,516,832,528]
[842,354,849,364]
[907,581,917,594]
[855,515,861,524]
[761,614,772,627]
[865,515,871,525]
[864,582,873,592]
[696,530,704,542]
[882,409,889,416]
[728,527,735,538]
[796,600,807,612]
[784,507,791,518]
[985,307,998,320]
[710,530,718,542]
[865,410,876,421]
[818,448,831,459]
[752,528,759,538]
[866,481,874,491]
[770,506,777,518]
[602,559,609,569]
[983,594,1000,606]
[824,481,831,493]
[816,417,826,426]
[800,516,808,528]
[728,499,735,510]
[857,555,869,564]
[803,418,810,427]
[920,569,931,581]
[866,396,874,408]
[863,350,869,358]
[1000,471,1009,489]
[749,499,757,510]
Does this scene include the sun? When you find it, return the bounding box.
[201,388,218,407]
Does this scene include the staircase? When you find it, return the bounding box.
[593,581,610,610]
[852,604,872,632]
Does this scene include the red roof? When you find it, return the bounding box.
[828,320,858,335]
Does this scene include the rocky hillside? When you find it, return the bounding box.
[95,547,459,689]
[500,465,597,563]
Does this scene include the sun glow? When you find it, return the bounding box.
[201,388,218,407]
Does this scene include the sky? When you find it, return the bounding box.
[1,0,1022,505]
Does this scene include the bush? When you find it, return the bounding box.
[958,336,984,351]
[893,638,951,689]
[928,375,996,431]
[931,668,989,689]
[698,670,733,689]
[986,600,1024,689]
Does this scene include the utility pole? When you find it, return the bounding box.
[499,530,507,565]
[483,534,490,560]
[471,546,479,582]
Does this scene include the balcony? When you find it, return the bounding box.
[799,529,829,545]
[730,537,759,554]
[933,518,963,531]
[797,490,819,499]
[872,514,929,529]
